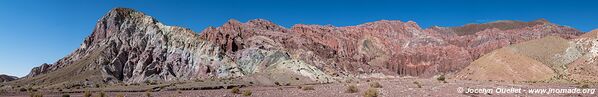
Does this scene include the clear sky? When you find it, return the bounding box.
[1,0,597,77]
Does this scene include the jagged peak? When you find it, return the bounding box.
[247,18,288,30]
[247,18,273,24]
[108,7,137,14]
[290,24,331,29]
[99,7,158,25]
[199,26,218,34]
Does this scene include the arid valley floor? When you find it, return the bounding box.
[2,77,597,97]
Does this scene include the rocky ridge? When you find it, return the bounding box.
[0,74,18,83]
[14,8,583,87]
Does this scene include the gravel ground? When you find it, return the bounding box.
[2,78,597,97]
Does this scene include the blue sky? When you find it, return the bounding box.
[0,0,597,77]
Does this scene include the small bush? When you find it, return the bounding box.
[27,87,37,92]
[145,90,152,97]
[98,91,106,97]
[579,84,590,89]
[345,85,358,93]
[83,91,92,97]
[363,88,378,97]
[29,92,43,97]
[242,90,252,96]
[437,75,446,83]
[274,82,281,86]
[301,86,315,91]
[61,94,70,97]
[369,82,382,88]
[231,87,241,94]
[19,88,27,92]
[413,81,422,88]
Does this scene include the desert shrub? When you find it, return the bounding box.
[19,88,27,92]
[363,88,378,97]
[345,85,358,93]
[413,81,422,88]
[83,91,92,97]
[27,87,36,92]
[437,75,446,83]
[145,90,152,97]
[369,82,382,88]
[579,84,590,89]
[116,93,124,97]
[231,87,241,94]
[301,86,315,91]
[29,92,43,97]
[98,91,106,97]
[177,89,182,94]
[61,94,70,97]
[242,90,252,96]
[274,82,281,86]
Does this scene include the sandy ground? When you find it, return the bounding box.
[2,78,597,97]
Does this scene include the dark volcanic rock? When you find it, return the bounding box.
[20,8,583,87]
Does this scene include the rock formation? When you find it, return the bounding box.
[14,8,583,87]
[0,74,18,82]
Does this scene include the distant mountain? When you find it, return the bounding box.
[0,74,18,82]
[455,36,580,81]
[456,29,598,83]
[9,8,583,88]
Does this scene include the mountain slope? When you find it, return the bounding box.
[568,29,598,82]
[455,36,581,81]
[11,8,583,88]
[12,8,237,87]
[0,74,18,82]
[455,47,556,81]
